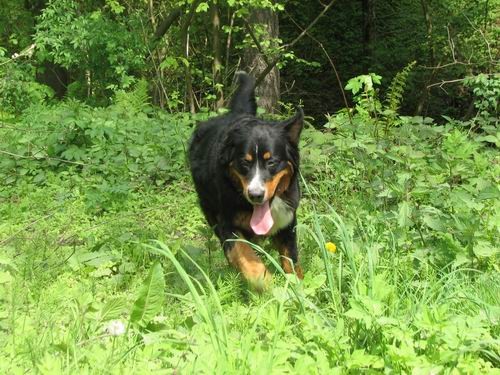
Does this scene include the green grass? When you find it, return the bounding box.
[1,103,499,373]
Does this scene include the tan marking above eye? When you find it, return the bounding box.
[263,151,271,160]
[244,153,253,161]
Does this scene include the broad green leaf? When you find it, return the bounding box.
[422,214,446,231]
[398,201,412,228]
[99,297,127,322]
[473,241,498,258]
[478,185,500,200]
[0,271,13,284]
[130,262,165,327]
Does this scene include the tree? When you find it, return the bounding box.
[243,7,280,113]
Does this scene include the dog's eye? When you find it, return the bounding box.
[240,159,252,171]
[266,159,277,168]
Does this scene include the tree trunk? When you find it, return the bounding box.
[420,0,435,66]
[180,0,203,113]
[243,8,280,113]
[211,0,224,110]
[415,0,435,115]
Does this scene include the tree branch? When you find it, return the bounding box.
[244,20,270,65]
[152,8,182,42]
[284,10,353,127]
[255,0,337,87]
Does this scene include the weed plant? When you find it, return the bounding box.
[0,76,498,373]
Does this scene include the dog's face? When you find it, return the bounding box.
[226,110,303,205]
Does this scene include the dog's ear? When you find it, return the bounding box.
[282,108,304,147]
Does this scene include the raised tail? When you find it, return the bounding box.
[229,71,257,115]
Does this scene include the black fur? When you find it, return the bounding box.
[188,71,304,269]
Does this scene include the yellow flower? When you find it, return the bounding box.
[325,242,337,253]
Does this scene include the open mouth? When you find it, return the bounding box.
[250,199,274,235]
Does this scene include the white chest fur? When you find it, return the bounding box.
[269,197,294,235]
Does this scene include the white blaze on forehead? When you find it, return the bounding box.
[248,144,265,193]
[248,165,264,191]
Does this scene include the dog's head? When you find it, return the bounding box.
[223,109,303,206]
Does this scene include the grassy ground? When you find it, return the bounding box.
[1,106,499,373]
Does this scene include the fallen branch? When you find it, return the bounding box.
[0,149,88,166]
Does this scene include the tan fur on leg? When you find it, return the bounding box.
[226,242,271,292]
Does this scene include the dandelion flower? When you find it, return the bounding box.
[325,242,337,253]
[105,320,126,336]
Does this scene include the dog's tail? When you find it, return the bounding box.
[229,71,257,115]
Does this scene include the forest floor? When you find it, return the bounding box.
[0,105,499,373]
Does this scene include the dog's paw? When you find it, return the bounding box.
[246,268,272,293]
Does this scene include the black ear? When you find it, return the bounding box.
[282,108,304,146]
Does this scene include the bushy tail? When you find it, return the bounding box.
[229,71,257,115]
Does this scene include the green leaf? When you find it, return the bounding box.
[347,349,384,369]
[0,271,13,284]
[130,261,165,327]
[477,185,500,200]
[159,56,179,70]
[345,78,362,95]
[195,2,209,13]
[397,201,412,228]
[473,241,498,258]
[99,297,127,322]
[422,214,445,231]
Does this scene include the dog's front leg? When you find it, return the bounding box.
[218,225,271,292]
[226,241,271,292]
[272,220,304,279]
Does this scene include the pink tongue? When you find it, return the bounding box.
[250,201,274,235]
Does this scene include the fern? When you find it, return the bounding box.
[114,79,151,114]
[384,61,416,125]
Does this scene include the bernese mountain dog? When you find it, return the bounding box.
[188,72,303,291]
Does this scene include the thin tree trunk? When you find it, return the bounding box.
[224,11,236,85]
[180,0,202,113]
[416,0,435,115]
[211,0,224,110]
[182,30,196,113]
[244,8,280,113]
[420,0,435,66]
[362,0,374,72]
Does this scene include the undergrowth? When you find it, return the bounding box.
[0,75,499,373]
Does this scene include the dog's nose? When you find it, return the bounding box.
[248,188,265,203]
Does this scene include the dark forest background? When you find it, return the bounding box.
[1,0,498,123]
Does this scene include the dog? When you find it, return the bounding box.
[188,72,304,291]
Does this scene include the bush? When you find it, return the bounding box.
[0,47,53,114]
[0,86,198,212]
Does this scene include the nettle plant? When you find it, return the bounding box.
[340,61,416,138]
[464,73,500,135]
[312,69,499,269]
[0,82,194,212]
